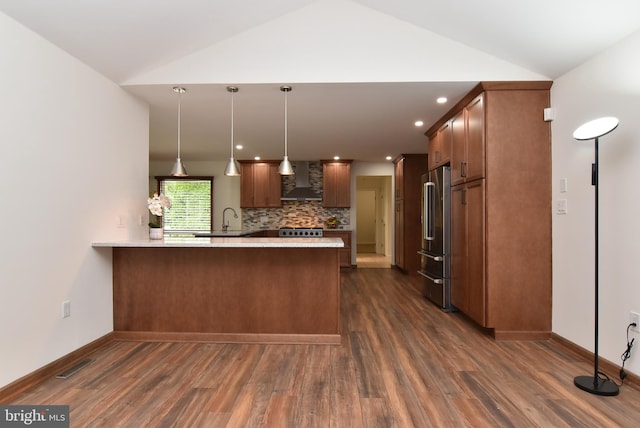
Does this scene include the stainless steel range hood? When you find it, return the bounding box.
[281,161,322,201]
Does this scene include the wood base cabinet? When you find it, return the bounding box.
[323,230,352,268]
[451,180,485,325]
[431,82,553,340]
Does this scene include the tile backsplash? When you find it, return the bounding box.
[243,203,350,229]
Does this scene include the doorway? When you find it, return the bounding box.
[355,176,392,268]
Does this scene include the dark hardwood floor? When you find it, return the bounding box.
[10,268,640,427]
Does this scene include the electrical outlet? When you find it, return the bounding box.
[62,300,71,319]
[630,311,640,332]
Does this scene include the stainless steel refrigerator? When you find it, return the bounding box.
[418,166,454,311]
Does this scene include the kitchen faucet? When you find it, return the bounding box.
[222,207,238,231]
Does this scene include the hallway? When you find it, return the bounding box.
[356,252,392,268]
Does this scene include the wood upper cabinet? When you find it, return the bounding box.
[428,120,452,170]
[240,161,282,208]
[465,94,485,182]
[394,159,404,199]
[323,160,352,207]
[451,94,485,186]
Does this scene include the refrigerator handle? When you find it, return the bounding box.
[417,270,444,284]
[424,182,436,241]
[418,250,443,262]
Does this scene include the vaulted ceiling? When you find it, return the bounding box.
[2,0,639,162]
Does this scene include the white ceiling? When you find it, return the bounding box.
[2,0,639,162]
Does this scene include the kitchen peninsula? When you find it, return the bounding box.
[93,235,344,344]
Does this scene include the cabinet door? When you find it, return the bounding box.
[252,163,270,207]
[428,132,440,171]
[394,158,404,199]
[266,163,282,207]
[450,184,467,313]
[450,180,486,324]
[323,162,351,207]
[323,163,338,206]
[465,179,486,326]
[394,199,405,271]
[465,94,485,182]
[450,110,466,185]
[450,94,485,185]
[240,163,254,208]
[429,121,451,170]
[334,163,351,207]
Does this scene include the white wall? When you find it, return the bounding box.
[0,12,149,388]
[124,0,546,85]
[552,29,640,376]
[149,161,242,230]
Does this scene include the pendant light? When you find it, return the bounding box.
[170,87,188,177]
[278,85,294,175]
[224,86,241,176]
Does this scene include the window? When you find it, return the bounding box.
[156,176,213,232]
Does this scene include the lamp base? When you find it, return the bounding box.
[574,375,619,396]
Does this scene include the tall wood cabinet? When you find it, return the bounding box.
[322,160,352,207]
[427,81,553,340]
[239,161,282,208]
[393,154,428,275]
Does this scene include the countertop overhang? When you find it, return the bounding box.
[92,236,344,248]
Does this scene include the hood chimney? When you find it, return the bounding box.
[280,162,322,201]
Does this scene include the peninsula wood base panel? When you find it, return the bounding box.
[112,331,340,345]
[113,247,340,342]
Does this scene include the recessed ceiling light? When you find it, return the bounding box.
[235,144,243,150]
[437,97,448,104]
[254,156,261,160]
[333,156,340,160]
[386,156,392,161]
[414,120,424,127]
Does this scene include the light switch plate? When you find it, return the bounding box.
[560,178,568,193]
[556,199,568,214]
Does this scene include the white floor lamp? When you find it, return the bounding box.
[572,116,620,396]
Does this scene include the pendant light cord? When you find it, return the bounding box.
[177,91,182,158]
[283,88,288,157]
[231,90,235,156]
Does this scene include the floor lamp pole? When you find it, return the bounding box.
[573,117,620,396]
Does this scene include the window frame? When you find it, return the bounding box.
[155,175,214,232]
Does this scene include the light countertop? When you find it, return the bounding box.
[92,236,345,248]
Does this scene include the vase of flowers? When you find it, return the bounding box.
[147,193,171,239]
